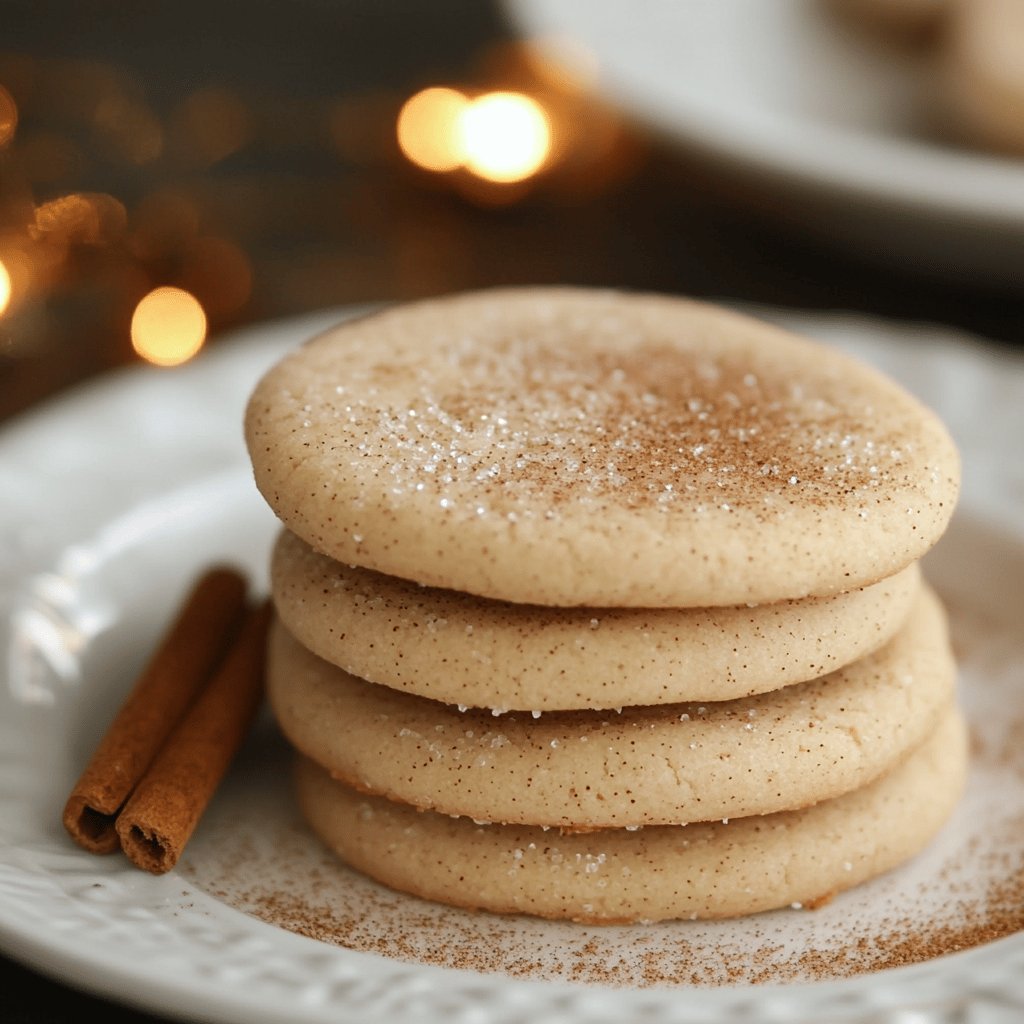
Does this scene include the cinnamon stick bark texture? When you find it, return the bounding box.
[116,600,272,874]
[62,567,248,853]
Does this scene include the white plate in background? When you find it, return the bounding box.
[0,307,1022,1024]
[506,0,1024,285]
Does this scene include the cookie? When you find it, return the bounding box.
[295,705,966,923]
[272,529,922,710]
[269,585,955,828]
[244,289,960,607]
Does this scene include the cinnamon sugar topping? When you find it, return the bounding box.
[336,338,927,519]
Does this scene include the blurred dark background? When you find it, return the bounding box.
[1,0,1022,425]
[0,1,1021,1020]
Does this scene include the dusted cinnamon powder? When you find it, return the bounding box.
[181,567,1022,987]
[184,712,1024,988]
[191,838,1022,986]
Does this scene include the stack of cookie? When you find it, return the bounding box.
[245,288,964,922]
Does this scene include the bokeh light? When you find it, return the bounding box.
[170,87,250,165]
[0,244,36,330]
[0,31,641,418]
[0,85,17,147]
[33,193,128,245]
[0,260,11,315]
[458,91,551,183]
[130,286,207,367]
[396,87,468,172]
[397,87,553,184]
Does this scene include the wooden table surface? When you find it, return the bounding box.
[1,2,1021,1021]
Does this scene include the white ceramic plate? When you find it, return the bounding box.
[1,306,1023,1024]
[506,0,1024,285]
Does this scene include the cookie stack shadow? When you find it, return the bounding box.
[245,288,965,924]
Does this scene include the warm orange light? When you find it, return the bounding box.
[0,85,16,147]
[458,92,551,183]
[398,86,552,185]
[0,260,11,316]
[130,287,207,367]
[33,193,127,245]
[396,87,468,172]
[0,244,35,319]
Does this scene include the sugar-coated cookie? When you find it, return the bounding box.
[245,289,960,608]
[295,706,966,923]
[269,586,954,828]
[271,530,921,710]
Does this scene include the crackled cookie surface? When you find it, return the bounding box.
[269,586,955,828]
[272,529,922,709]
[245,289,960,607]
[295,707,967,923]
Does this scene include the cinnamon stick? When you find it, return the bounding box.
[63,567,248,853]
[116,600,272,874]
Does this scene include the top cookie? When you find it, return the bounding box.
[245,288,959,607]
